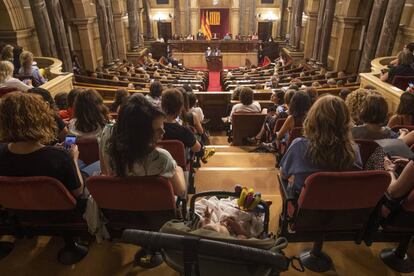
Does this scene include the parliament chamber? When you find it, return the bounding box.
[1,0,414,276]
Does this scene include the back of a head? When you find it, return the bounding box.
[0,92,56,144]
[109,94,165,176]
[345,88,370,124]
[398,50,414,66]
[0,45,13,61]
[284,89,296,105]
[162,88,184,116]
[67,88,83,108]
[406,42,414,52]
[289,91,311,120]
[304,95,354,170]
[19,51,33,73]
[54,92,68,110]
[0,60,14,82]
[28,87,55,109]
[339,88,351,101]
[150,81,164,98]
[74,89,107,132]
[239,87,254,106]
[397,92,414,116]
[359,93,388,125]
[187,92,198,108]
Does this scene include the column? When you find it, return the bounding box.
[29,0,58,57]
[72,18,99,71]
[184,0,191,35]
[358,0,388,73]
[278,0,288,38]
[239,0,245,35]
[303,12,318,58]
[319,0,336,66]
[105,0,119,61]
[174,0,181,35]
[289,0,296,46]
[143,0,152,39]
[249,0,257,35]
[333,17,360,71]
[190,6,199,36]
[375,0,406,57]
[45,0,73,72]
[95,0,113,65]
[312,0,326,60]
[112,1,127,59]
[293,0,305,49]
[127,0,139,50]
[231,7,240,37]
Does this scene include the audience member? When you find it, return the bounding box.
[0,60,32,92]
[68,89,109,138]
[280,95,362,193]
[0,92,84,198]
[99,93,186,196]
[351,93,397,140]
[59,88,82,121]
[110,89,129,113]
[345,88,370,125]
[161,88,202,154]
[0,44,13,62]
[381,50,414,83]
[146,80,163,108]
[388,92,414,128]
[19,51,46,86]
[229,87,261,121]
[28,87,68,143]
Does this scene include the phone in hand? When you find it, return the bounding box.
[64,135,77,150]
[409,82,413,88]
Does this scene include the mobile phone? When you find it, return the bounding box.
[64,135,77,150]
[409,82,413,88]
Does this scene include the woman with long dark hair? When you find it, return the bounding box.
[99,94,186,196]
[68,89,109,138]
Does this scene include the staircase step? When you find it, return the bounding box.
[203,152,275,167]
[195,167,279,195]
[205,145,257,153]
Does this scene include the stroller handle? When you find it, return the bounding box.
[122,229,289,271]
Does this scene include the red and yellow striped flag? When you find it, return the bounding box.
[201,11,212,40]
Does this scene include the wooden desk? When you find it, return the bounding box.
[169,40,261,67]
[169,40,261,53]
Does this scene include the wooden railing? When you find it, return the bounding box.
[359,56,401,113]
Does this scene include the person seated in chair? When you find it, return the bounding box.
[0,60,32,92]
[280,95,362,194]
[351,93,398,140]
[381,50,414,83]
[99,94,186,197]
[68,89,109,139]
[387,92,414,129]
[0,92,84,198]
[18,51,46,86]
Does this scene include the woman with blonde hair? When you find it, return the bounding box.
[19,50,46,86]
[0,92,84,198]
[280,95,362,194]
[0,60,32,92]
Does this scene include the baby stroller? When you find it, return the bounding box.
[122,191,299,276]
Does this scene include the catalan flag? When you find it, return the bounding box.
[201,11,212,40]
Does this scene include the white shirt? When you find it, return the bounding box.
[0,77,32,92]
[230,101,261,121]
[190,107,205,121]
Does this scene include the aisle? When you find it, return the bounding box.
[207,71,222,91]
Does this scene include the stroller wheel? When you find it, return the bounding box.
[134,248,163,268]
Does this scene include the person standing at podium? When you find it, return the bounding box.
[213,46,221,56]
[205,47,212,58]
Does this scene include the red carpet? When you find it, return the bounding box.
[208,71,222,91]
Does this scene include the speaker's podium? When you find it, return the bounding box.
[206,55,223,71]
